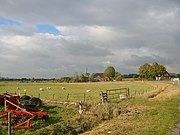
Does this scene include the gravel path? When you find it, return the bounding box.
[171,122,180,135]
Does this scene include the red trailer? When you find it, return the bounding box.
[0,93,48,129]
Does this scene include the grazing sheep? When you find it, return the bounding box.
[86,90,91,92]
[39,88,44,91]
[46,87,51,90]
[62,87,65,90]
[17,87,20,90]
[24,89,27,95]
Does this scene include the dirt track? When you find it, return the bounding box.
[171,122,180,135]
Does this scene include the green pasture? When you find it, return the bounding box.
[0,81,153,103]
[0,81,180,135]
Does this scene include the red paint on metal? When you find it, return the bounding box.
[0,95,47,129]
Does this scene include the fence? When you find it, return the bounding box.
[100,88,130,103]
[15,86,150,103]
[66,93,86,102]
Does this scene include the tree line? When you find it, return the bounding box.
[1,62,179,83]
[61,62,178,82]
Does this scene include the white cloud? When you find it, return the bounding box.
[0,0,180,77]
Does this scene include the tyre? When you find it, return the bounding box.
[30,97,42,107]
[20,95,31,100]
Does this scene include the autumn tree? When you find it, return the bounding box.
[150,62,166,79]
[139,63,151,79]
[104,66,116,80]
[139,62,166,80]
[115,72,122,81]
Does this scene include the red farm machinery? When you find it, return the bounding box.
[0,93,48,129]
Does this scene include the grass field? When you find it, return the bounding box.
[0,81,153,102]
[0,81,179,135]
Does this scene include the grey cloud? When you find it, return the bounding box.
[0,35,113,78]
[0,0,180,77]
[62,40,113,57]
[0,0,178,26]
[0,24,36,36]
[124,55,172,67]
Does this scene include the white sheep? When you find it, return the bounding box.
[46,87,51,90]
[86,90,91,92]
[62,87,65,90]
[39,88,44,91]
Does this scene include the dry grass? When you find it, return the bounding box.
[81,82,180,135]
[138,82,180,100]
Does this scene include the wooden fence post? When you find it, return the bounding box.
[127,88,130,97]
[67,94,69,101]
[83,93,86,102]
[100,91,107,103]
[8,112,11,135]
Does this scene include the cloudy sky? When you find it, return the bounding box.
[0,0,179,78]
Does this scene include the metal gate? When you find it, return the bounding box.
[100,88,130,103]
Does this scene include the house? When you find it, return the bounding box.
[92,73,111,82]
[164,72,176,79]
[93,73,104,82]
[169,73,176,78]
[163,72,176,80]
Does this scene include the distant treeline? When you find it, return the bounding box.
[0,78,56,82]
[1,63,179,83]
[0,73,139,83]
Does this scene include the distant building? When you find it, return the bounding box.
[93,73,104,82]
[164,72,176,80]
[92,73,111,82]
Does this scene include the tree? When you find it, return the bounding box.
[177,74,180,79]
[104,66,116,80]
[138,63,151,79]
[150,62,166,79]
[138,62,167,80]
[71,72,80,82]
[89,73,96,82]
[31,77,36,82]
[71,72,89,82]
[79,74,89,82]
[115,72,122,81]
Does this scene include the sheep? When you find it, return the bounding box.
[46,87,51,90]
[24,89,27,95]
[17,87,20,90]
[62,87,65,90]
[86,90,91,92]
[39,88,44,91]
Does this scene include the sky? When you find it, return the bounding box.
[0,0,180,78]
